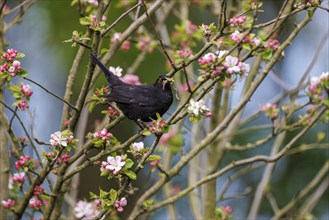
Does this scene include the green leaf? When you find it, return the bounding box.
[80,17,91,26]
[142,130,152,136]
[10,84,21,92]
[123,170,137,180]
[308,9,314,18]
[262,49,273,61]
[109,189,117,201]
[89,101,98,113]
[100,48,109,54]
[100,188,108,198]
[148,155,161,161]
[16,53,25,59]
[18,70,28,78]
[125,159,134,169]
[90,192,98,199]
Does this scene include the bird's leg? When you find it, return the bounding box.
[135,119,147,130]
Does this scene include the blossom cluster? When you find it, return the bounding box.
[307,72,329,104]
[100,155,126,175]
[148,118,167,135]
[29,198,43,209]
[114,197,127,212]
[9,172,26,189]
[107,106,120,117]
[93,128,112,140]
[49,131,75,148]
[74,200,100,219]
[80,15,105,32]
[230,15,247,26]
[56,153,71,164]
[138,37,156,53]
[111,32,130,51]
[34,185,45,196]
[215,205,233,220]
[198,50,250,78]
[264,39,280,51]
[261,103,280,120]
[0,48,26,79]
[15,155,32,170]
[2,199,16,209]
[175,49,193,63]
[187,99,212,122]
[15,83,33,110]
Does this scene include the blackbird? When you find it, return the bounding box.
[89,53,173,123]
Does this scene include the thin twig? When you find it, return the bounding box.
[0,0,7,16]
[23,77,79,112]
[141,0,177,70]
[101,1,142,37]
[0,100,43,164]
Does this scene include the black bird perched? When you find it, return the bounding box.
[89,53,173,124]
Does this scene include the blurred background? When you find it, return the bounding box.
[4,0,328,219]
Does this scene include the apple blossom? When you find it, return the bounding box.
[187,99,211,117]
[101,155,125,175]
[74,200,100,219]
[131,142,144,152]
[114,197,127,212]
[49,131,74,147]
[2,199,16,209]
[109,66,123,77]
[261,103,279,119]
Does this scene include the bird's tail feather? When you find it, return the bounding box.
[89,53,118,84]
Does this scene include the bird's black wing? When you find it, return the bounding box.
[89,53,123,86]
[108,85,162,106]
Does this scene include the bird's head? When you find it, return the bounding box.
[154,75,173,90]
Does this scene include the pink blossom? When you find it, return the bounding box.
[224,56,240,74]
[230,15,247,26]
[264,39,280,51]
[103,156,125,175]
[56,154,71,164]
[2,48,18,61]
[49,131,72,147]
[74,200,100,219]
[150,159,160,167]
[15,155,31,170]
[261,103,279,119]
[231,30,244,42]
[120,40,130,51]
[2,199,16,209]
[34,185,45,196]
[138,37,154,53]
[114,197,127,212]
[112,32,122,42]
[107,106,119,117]
[221,205,233,214]
[198,52,215,65]
[121,74,142,85]
[131,142,144,152]
[178,49,193,59]
[29,198,42,209]
[93,128,112,140]
[11,172,26,184]
[17,99,29,110]
[20,84,33,97]
[0,63,8,72]
[109,66,123,77]
[159,130,175,145]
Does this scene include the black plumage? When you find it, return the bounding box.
[89,53,173,122]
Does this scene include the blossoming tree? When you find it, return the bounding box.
[0,0,328,219]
